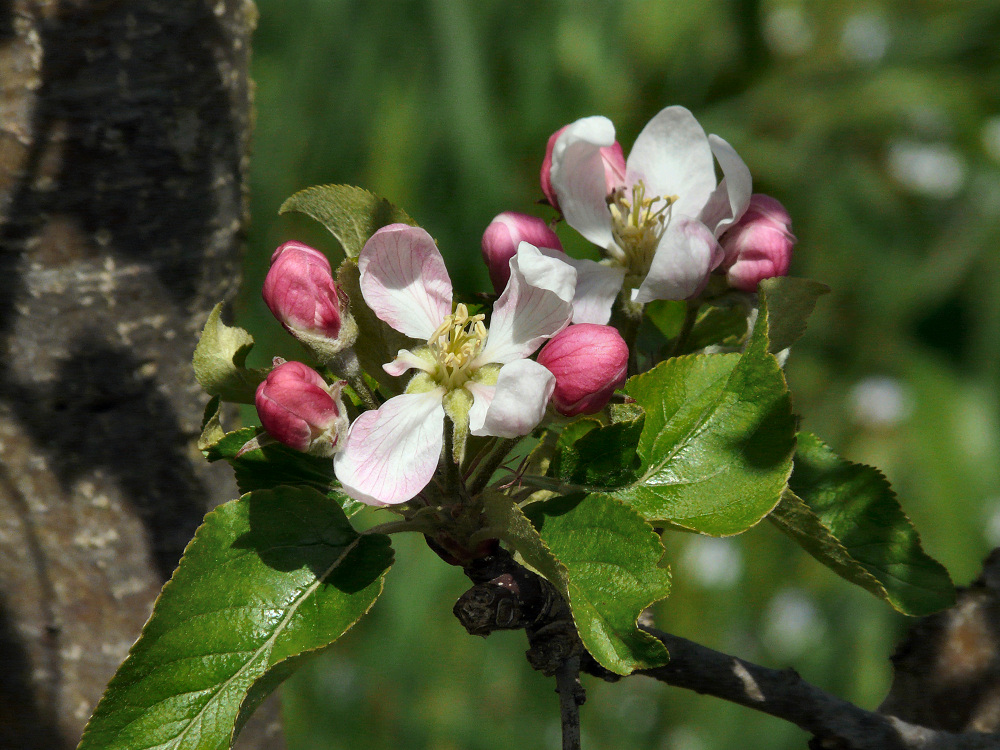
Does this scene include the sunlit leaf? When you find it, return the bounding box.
[759,276,830,353]
[485,493,670,675]
[77,487,392,750]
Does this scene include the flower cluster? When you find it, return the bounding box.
[251,104,797,510]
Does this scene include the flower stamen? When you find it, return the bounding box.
[427,303,488,389]
[607,181,678,282]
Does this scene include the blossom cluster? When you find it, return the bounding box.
[253,105,796,508]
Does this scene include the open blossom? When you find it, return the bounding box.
[719,194,796,291]
[255,360,349,457]
[262,241,358,360]
[537,324,628,416]
[546,105,753,306]
[333,224,576,506]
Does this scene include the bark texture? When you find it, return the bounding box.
[0,1,283,747]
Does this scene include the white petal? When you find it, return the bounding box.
[358,224,452,340]
[468,359,555,438]
[477,243,575,364]
[534,247,624,324]
[383,348,434,377]
[550,116,617,250]
[632,218,723,303]
[700,134,753,236]
[625,106,716,220]
[333,390,445,506]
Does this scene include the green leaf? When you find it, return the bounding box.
[337,259,414,396]
[192,303,269,404]
[279,184,417,260]
[77,487,393,750]
[549,415,644,490]
[771,433,955,615]
[758,276,830,353]
[687,304,748,352]
[485,493,670,675]
[611,296,796,535]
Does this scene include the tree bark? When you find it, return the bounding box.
[0,1,283,747]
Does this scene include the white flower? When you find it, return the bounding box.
[333,224,575,506]
[548,105,753,305]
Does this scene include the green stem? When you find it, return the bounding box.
[362,518,436,536]
[468,437,520,496]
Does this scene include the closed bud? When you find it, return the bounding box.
[536,324,628,416]
[262,241,358,361]
[255,359,349,457]
[719,194,796,292]
[481,212,563,293]
[540,125,626,213]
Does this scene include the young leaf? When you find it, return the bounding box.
[192,303,269,404]
[611,298,796,535]
[758,276,830,353]
[77,487,392,750]
[485,493,671,675]
[771,433,955,615]
[279,184,417,260]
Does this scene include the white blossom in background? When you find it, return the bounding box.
[763,5,814,56]
[840,12,890,65]
[762,588,826,659]
[683,536,744,589]
[887,140,967,199]
[848,375,912,429]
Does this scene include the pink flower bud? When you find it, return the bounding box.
[719,194,796,292]
[255,360,349,457]
[481,212,563,293]
[536,324,628,416]
[263,241,358,359]
[540,125,626,212]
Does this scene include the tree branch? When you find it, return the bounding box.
[638,627,1000,750]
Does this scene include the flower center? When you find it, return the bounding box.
[427,303,488,389]
[607,181,678,282]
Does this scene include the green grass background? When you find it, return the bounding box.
[236,1,1000,747]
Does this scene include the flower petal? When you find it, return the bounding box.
[625,106,716,220]
[383,348,434,377]
[699,134,753,236]
[358,224,452,340]
[550,116,618,250]
[468,359,555,438]
[333,389,445,506]
[632,218,723,303]
[477,243,575,365]
[534,247,624,324]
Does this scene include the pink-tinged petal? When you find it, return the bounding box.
[468,359,555,438]
[358,224,452,340]
[699,134,753,237]
[333,389,445,506]
[534,246,623,325]
[383,348,434,377]
[477,243,575,365]
[625,106,716,220]
[549,116,618,250]
[481,212,563,293]
[633,218,724,303]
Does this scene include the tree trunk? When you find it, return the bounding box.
[0,1,283,747]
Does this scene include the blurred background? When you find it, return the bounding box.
[236,1,1000,748]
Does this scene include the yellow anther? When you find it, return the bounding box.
[607,181,678,281]
[426,302,489,389]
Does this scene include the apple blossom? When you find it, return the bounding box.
[545,105,753,305]
[333,224,576,506]
[537,324,628,416]
[262,240,358,360]
[481,212,563,293]
[255,359,349,457]
[719,194,796,291]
